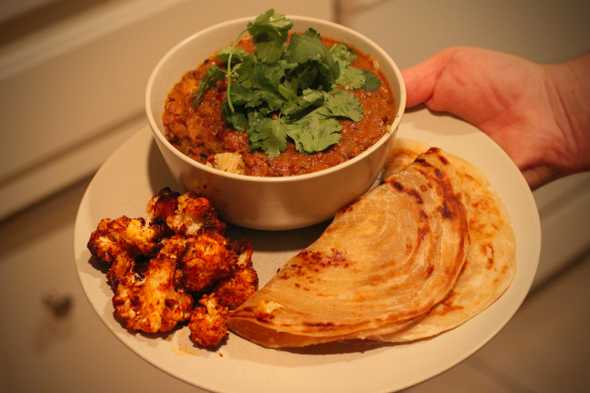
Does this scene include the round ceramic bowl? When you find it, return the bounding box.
[146,15,406,230]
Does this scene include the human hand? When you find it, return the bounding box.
[402,47,590,189]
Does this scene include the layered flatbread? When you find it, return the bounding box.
[377,139,516,342]
[228,140,516,348]
[229,147,470,347]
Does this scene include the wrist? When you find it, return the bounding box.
[543,56,590,173]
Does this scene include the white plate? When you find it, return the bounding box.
[74,110,541,393]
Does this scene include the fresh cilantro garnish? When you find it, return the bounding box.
[192,65,225,107]
[217,47,248,64]
[336,67,366,89]
[191,9,383,157]
[247,116,288,157]
[247,9,292,63]
[319,90,363,122]
[285,28,325,64]
[286,113,341,153]
[362,70,381,91]
[329,43,382,91]
[282,89,325,121]
[222,101,248,130]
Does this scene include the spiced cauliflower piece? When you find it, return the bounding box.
[87,188,260,349]
[181,232,236,292]
[212,241,258,309]
[188,294,229,349]
[209,152,245,175]
[147,188,225,235]
[112,236,193,334]
[87,216,160,262]
[87,216,161,287]
[213,266,258,310]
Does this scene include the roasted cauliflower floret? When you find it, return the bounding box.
[210,240,257,309]
[213,266,258,310]
[106,252,135,288]
[147,188,225,235]
[147,187,179,227]
[88,188,260,349]
[209,152,245,175]
[188,295,229,349]
[112,236,193,334]
[87,216,160,262]
[181,232,235,292]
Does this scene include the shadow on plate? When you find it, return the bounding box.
[228,221,329,253]
[147,140,180,194]
[283,339,398,355]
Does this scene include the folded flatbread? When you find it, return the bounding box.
[229,147,471,347]
[377,139,516,342]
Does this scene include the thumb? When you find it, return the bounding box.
[402,48,457,108]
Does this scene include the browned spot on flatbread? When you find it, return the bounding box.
[418,223,430,240]
[419,210,428,220]
[282,250,352,280]
[425,264,434,277]
[367,274,386,286]
[406,189,424,204]
[405,242,413,254]
[414,157,428,166]
[480,243,495,269]
[439,202,453,219]
[303,321,335,328]
[432,291,464,316]
[390,180,404,191]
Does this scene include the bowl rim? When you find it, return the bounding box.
[145,14,406,184]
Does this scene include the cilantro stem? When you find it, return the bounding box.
[226,29,247,113]
[226,50,235,113]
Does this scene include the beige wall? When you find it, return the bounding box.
[0,0,333,219]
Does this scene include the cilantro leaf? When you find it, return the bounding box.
[217,10,372,158]
[247,9,292,63]
[282,89,325,121]
[247,116,288,157]
[286,113,341,153]
[328,43,381,91]
[285,28,326,64]
[336,66,366,89]
[278,80,298,101]
[362,70,381,91]
[234,56,257,87]
[254,41,284,63]
[222,100,248,130]
[319,91,363,121]
[289,60,335,92]
[254,60,292,90]
[228,84,261,108]
[217,47,249,64]
[247,9,292,40]
[285,28,340,90]
[192,65,225,107]
[329,43,356,68]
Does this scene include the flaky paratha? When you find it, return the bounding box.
[376,139,516,342]
[229,148,469,348]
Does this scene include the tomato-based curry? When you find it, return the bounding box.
[163,37,395,177]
